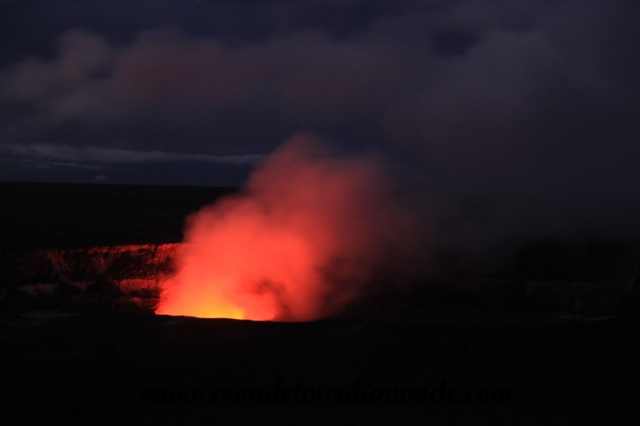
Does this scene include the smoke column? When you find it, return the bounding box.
[156,134,424,321]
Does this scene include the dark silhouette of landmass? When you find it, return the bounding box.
[0,182,639,423]
[0,182,239,249]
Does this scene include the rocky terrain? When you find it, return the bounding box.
[0,243,180,313]
[1,241,637,320]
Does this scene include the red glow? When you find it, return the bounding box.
[156,135,421,321]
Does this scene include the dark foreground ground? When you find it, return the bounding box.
[1,183,639,423]
[1,310,638,424]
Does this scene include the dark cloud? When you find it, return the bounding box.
[0,26,416,156]
[0,142,262,165]
[0,0,638,218]
[430,29,481,57]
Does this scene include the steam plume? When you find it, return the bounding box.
[156,134,424,321]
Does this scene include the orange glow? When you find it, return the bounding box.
[155,135,422,321]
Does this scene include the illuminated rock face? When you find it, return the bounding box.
[1,239,637,318]
[0,244,181,311]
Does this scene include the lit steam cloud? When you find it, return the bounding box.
[156,135,424,321]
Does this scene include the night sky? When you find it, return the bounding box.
[1,0,639,201]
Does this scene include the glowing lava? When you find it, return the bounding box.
[155,135,422,321]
